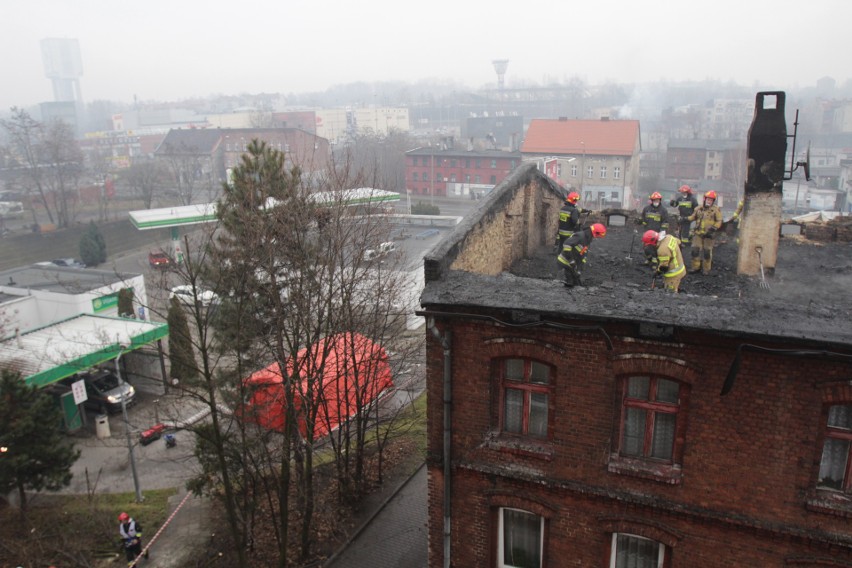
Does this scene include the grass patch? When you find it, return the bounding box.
[0,487,177,566]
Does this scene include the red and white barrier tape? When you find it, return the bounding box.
[128,491,193,568]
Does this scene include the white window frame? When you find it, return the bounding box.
[587,165,594,178]
[498,507,544,568]
[614,167,621,179]
[609,533,665,568]
[571,164,578,177]
[600,166,608,179]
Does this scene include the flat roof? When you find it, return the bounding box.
[0,313,168,387]
[0,264,138,294]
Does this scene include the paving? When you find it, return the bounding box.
[325,463,428,568]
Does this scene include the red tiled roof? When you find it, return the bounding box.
[521,119,640,156]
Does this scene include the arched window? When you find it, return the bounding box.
[498,507,544,568]
[818,404,852,490]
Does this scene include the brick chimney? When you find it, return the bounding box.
[736,92,788,276]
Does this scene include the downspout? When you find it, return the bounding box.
[428,317,453,568]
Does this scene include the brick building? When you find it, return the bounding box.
[405,145,521,199]
[420,160,852,566]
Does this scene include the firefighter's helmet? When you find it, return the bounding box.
[679,185,692,194]
[650,192,662,201]
[704,190,717,201]
[590,223,607,238]
[118,512,130,522]
[642,230,659,246]
[566,192,580,204]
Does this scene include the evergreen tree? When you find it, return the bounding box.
[167,296,197,383]
[79,221,107,266]
[117,287,135,318]
[0,369,81,513]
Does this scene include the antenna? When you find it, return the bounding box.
[785,109,812,181]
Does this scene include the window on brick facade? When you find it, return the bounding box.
[492,159,498,168]
[475,175,481,184]
[498,507,543,568]
[610,533,666,568]
[619,376,682,461]
[498,358,552,438]
[476,159,482,168]
[451,159,457,167]
[413,172,419,181]
[818,404,852,490]
[490,175,497,184]
[423,172,429,182]
[450,173,457,183]
[412,157,418,166]
[466,159,471,168]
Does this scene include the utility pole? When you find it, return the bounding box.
[116,347,143,502]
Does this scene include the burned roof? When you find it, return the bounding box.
[420,165,852,348]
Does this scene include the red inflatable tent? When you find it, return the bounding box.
[242,332,394,438]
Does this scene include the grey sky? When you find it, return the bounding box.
[2,0,849,110]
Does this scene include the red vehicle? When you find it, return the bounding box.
[148,251,172,269]
[242,332,394,439]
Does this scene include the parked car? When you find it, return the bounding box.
[148,251,172,269]
[62,369,135,414]
[170,284,219,308]
[363,241,398,261]
[51,258,86,268]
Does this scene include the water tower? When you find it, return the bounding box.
[40,38,83,103]
[492,59,509,90]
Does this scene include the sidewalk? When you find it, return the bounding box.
[325,463,428,568]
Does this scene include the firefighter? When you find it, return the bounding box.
[670,185,699,241]
[638,192,669,266]
[557,192,582,249]
[557,223,607,287]
[643,230,686,292]
[687,190,723,274]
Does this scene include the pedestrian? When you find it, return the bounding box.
[638,192,669,267]
[118,511,148,564]
[643,230,686,292]
[557,223,607,287]
[687,190,723,274]
[669,185,699,241]
[556,191,582,250]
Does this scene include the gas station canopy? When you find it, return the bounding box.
[0,314,168,387]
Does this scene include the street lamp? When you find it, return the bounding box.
[116,343,143,502]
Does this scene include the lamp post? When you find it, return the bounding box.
[116,346,143,502]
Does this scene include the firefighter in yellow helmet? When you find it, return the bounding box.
[643,230,686,292]
[687,191,723,274]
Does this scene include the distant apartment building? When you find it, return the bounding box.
[665,139,745,206]
[520,118,641,209]
[314,107,410,144]
[405,144,521,198]
[462,115,524,151]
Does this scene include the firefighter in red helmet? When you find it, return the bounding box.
[687,190,723,274]
[557,223,606,287]
[118,511,148,562]
[639,192,669,267]
[669,185,699,241]
[557,191,583,249]
[643,230,686,292]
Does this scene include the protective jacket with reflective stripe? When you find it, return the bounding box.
[656,235,685,278]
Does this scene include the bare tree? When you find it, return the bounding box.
[120,158,169,209]
[158,141,206,206]
[180,139,419,565]
[0,108,84,228]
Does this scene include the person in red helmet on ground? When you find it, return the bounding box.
[687,190,723,274]
[118,511,148,563]
[670,185,699,241]
[557,223,606,287]
[643,230,686,292]
[638,192,669,267]
[556,191,583,249]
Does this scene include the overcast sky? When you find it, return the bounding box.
[2,0,849,110]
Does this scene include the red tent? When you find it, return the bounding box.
[242,332,394,438]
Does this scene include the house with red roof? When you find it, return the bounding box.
[521,117,641,209]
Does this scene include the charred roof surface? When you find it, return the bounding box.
[420,166,852,348]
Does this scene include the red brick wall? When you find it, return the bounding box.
[426,317,852,567]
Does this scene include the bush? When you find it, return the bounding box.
[411,201,440,215]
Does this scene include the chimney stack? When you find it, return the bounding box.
[737,92,788,276]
